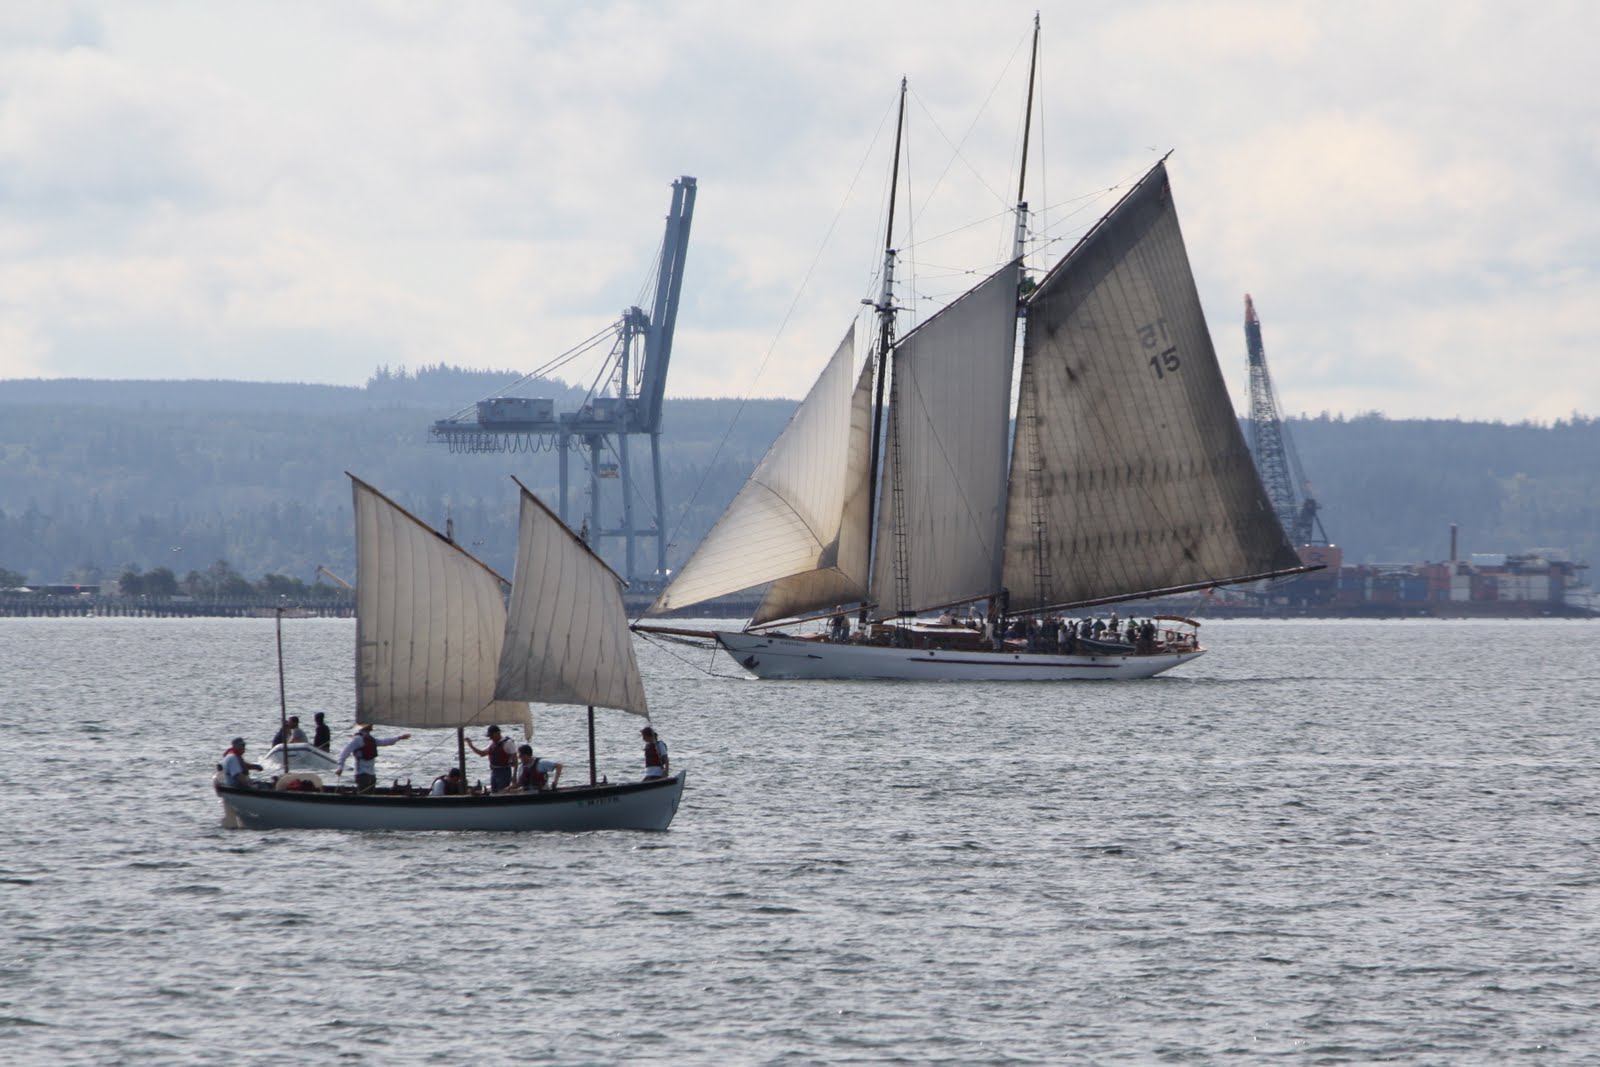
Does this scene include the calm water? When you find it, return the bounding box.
[1,616,1597,1065]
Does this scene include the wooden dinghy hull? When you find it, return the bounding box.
[216,772,686,832]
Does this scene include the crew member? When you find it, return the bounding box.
[271,716,307,746]
[219,737,261,789]
[514,744,563,792]
[466,724,518,792]
[336,723,411,792]
[641,726,670,779]
[429,767,466,796]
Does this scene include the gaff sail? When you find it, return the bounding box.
[1000,161,1303,613]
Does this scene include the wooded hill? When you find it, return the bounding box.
[1,368,1595,586]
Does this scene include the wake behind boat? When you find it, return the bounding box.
[216,475,685,832]
[638,21,1314,682]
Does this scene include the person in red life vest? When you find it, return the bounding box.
[641,725,669,779]
[335,723,411,792]
[429,767,467,796]
[466,724,518,792]
[219,737,262,789]
[513,744,563,792]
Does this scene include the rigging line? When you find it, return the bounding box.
[906,75,1018,224]
[655,86,902,578]
[635,629,732,679]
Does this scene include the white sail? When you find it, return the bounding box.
[351,476,532,733]
[650,325,869,617]
[1001,161,1303,612]
[496,483,648,715]
[870,262,1019,617]
[750,356,875,625]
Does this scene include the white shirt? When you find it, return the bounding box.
[220,751,249,788]
[336,732,403,775]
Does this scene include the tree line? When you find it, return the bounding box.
[1,369,1596,585]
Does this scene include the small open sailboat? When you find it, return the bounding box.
[638,22,1313,682]
[216,475,685,831]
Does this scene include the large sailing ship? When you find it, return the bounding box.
[639,25,1313,682]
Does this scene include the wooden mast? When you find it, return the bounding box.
[863,76,907,625]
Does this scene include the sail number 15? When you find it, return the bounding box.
[1139,318,1181,379]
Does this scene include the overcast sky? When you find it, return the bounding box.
[2,1,1596,421]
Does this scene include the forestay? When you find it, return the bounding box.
[1000,162,1302,612]
[871,262,1019,617]
[496,483,648,715]
[649,326,872,620]
[351,476,532,734]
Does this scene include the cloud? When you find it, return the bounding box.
[0,0,1595,419]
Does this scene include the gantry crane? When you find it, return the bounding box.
[430,177,696,583]
[1245,294,1329,546]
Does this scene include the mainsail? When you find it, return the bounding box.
[496,482,648,715]
[1000,161,1303,612]
[870,262,1019,617]
[649,325,873,621]
[351,475,532,733]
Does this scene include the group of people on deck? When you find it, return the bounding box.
[219,719,668,794]
[1009,614,1167,654]
[819,603,1184,657]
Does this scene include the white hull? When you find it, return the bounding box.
[263,742,340,775]
[715,631,1202,681]
[216,772,686,832]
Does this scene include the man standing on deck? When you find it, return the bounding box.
[466,724,518,792]
[312,711,331,751]
[335,724,411,792]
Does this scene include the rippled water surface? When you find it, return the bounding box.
[2,616,1598,1064]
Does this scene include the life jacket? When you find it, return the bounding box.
[518,761,547,791]
[644,740,666,770]
[432,774,463,796]
[488,738,512,768]
[359,733,377,760]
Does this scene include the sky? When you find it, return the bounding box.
[1,1,1596,422]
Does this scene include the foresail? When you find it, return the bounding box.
[649,325,869,617]
[351,476,532,734]
[1001,161,1302,612]
[496,484,648,715]
[870,262,1019,618]
[750,356,875,625]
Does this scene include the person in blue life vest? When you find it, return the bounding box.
[335,723,411,792]
[219,737,262,789]
[466,724,518,792]
[641,726,669,779]
[513,744,563,792]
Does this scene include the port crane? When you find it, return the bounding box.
[429,177,696,583]
[1245,294,1329,546]
[315,565,353,590]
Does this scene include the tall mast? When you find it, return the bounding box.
[1016,13,1050,612]
[1014,12,1039,264]
[864,77,907,615]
